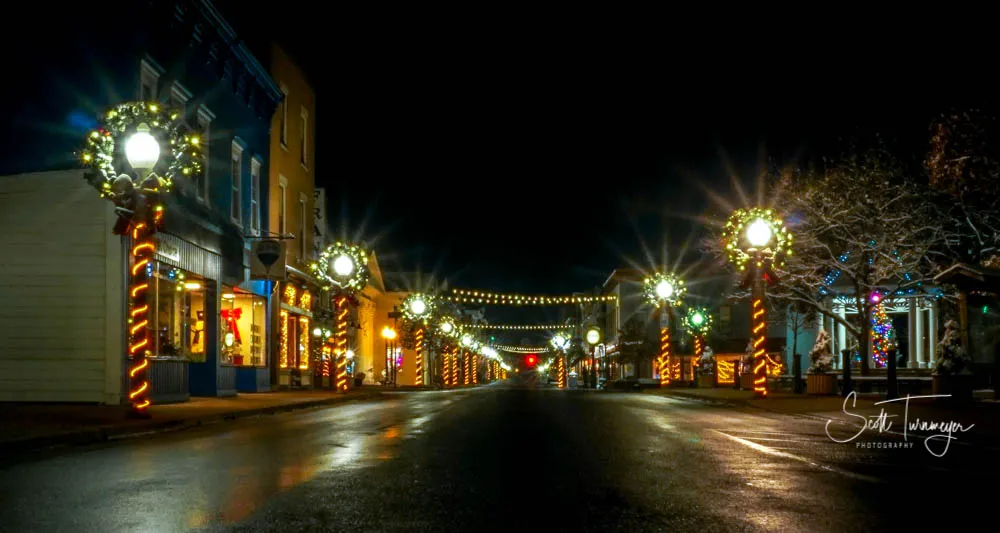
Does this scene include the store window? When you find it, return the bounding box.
[220,286,267,366]
[152,262,208,362]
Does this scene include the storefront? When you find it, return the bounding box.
[222,281,271,392]
[149,232,225,401]
[277,277,316,388]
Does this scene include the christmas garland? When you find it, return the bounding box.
[683,307,713,336]
[721,207,792,270]
[311,241,371,293]
[642,272,687,307]
[79,101,203,200]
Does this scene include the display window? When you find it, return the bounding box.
[151,262,208,362]
[220,286,267,366]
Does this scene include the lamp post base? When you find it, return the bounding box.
[126,407,152,419]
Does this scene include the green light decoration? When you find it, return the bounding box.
[311,241,371,293]
[720,207,792,271]
[401,293,436,323]
[642,272,687,308]
[79,101,203,200]
[683,307,713,336]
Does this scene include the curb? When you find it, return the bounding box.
[0,391,386,457]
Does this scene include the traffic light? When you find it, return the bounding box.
[525,354,537,367]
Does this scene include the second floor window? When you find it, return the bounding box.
[280,85,289,147]
[278,178,287,235]
[300,108,308,167]
[196,108,213,203]
[231,142,242,224]
[299,194,307,260]
[250,158,261,235]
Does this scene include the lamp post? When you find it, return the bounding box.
[643,273,687,387]
[401,293,435,387]
[586,327,601,388]
[80,102,203,418]
[310,241,371,393]
[438,317,457,387]
[551,334,569,388]
[684,307,713,383]
[722,208,791,398]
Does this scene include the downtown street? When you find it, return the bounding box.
[1,381,996,532]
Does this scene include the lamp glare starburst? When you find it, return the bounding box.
[643,272,687,308]
[721,207,791,270]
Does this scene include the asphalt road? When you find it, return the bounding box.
[1,379,997,532]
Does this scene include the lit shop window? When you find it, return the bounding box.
[220,286,267,366]
[152,262,207,362]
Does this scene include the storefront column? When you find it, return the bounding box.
[915,302,927,368]
[835,305,847,369]
[928,302,938,366]
[908,299,918,368]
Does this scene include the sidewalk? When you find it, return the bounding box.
[0,387,389,455]
[647,386,1000,443]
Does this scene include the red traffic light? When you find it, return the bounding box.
[525,354,537,366]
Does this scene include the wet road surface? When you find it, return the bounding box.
[1,381,996,532]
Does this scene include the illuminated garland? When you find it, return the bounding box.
[643,273,687,308]
[279,310,289,368]
[310,241,371,292]
[322,344,332,377]
[871,299,893,368]
[472,354,478,384]
[298,317,310,370]
[335,296,349,391]
[493,344,550,353]
[717,360,735,384]
[401,293,436,323]
[558,356,567,388]
[721,207,792,271]
[671,359,682,380]
[468,323,575,330]
[415,327,425,386]
[683,307,713,337]
[463,351,471,385]
[451,347,459,386]
[449,289,616,306]
[659,327,671,386]
[80,101,202,198]
[126,221,155,413]
[752,298,767,396]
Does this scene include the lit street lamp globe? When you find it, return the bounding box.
[551,334,568,350]
[312,327,323,338]
[746,218,773,247]
[643,272,687,308]
[461,334,473,347]
[586,328,601,345]
[401,293,436,323]
[721,207,791,271]
[684,307,713,336]
[332,254,355,277]
[125,123,160,173]
[440,319,455,336]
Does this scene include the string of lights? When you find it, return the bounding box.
[493,344,551,353]
[448,289,617,306]
[468,323,576,330]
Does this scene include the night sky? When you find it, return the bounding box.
[6,3,997,331]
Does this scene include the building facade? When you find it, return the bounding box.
[0,0,282,403]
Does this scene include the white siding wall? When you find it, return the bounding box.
[0,170,123,403]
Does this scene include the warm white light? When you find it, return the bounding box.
[551,335,568,349]
[313,327,323,337]
[410,298,427,316]
[586,328,600,345]
[183,282,202,290]
[461,334,473,347]
[332,254,354,277]
[224,332,235,347]
[746,219,773,247]
[440,321,454,334]
[381,326,397,340]
[655,280,674,299]
[346,349,355,359]
[125,123,160,172]
[222,293,235,300]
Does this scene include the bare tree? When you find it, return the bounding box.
[707,150,944,377]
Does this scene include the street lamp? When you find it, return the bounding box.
[310,241,371,392]
[551,334,569,388]
[684,307,714,382]
[586,327,601,389]
[80,101,203,418]
[722,207,791,398]
[643,272,687,387]
[400,293,435,387]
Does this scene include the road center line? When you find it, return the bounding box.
[712,430,881,483]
